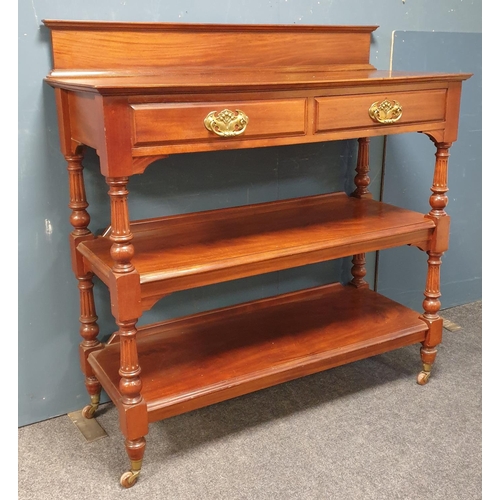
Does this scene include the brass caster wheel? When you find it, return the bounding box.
[417,370,431,385]
[82,404,97,419]
[82,394,100,419]
[120,470,140,488]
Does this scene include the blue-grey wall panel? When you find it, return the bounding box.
[377,31,481,311]
[19,1,481,426]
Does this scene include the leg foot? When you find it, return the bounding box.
[120,437,146,488]
[417,363,432,385]
[82,393,100,419]
[417,345,437,385]
[120,469,140,488]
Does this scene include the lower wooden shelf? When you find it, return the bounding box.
[89,283,428,423]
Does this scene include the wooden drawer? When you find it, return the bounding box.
[131,99,307,145]
[314,89,447,133]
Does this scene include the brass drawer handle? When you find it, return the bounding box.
[204,109,249,137]
[368,99,403,124]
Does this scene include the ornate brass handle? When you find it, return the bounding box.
[204,109,249,138]
[368,99,403,124]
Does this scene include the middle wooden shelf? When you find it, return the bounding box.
[78,192,435,309]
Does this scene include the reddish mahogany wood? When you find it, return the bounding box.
[43,20,376,72]
[43,21,470,177]
[45,69,468,94]
[314,89,447,133]
[131,98,307,145]
[42,20,472,486]
[88,283,428,422]
[53,78,470,175]
[77,192,435,309]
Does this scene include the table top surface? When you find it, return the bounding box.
[45,68,472,94]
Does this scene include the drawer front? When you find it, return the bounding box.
[314,89,447,133]
[131,99,306,145]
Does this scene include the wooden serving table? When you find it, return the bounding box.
[43,20,471,487]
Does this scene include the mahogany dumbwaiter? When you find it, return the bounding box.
[43,20,471,487]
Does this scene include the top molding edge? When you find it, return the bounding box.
[41,19,379,33]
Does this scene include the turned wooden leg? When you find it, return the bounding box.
[79,274,102,418]
[116,318,147,488]
[107,177,135,274]
[120,437,146,488]
[106,176,148,487]
[117,319,143,406]
[349,138,371,289]
[417,141,451,384]
[351,137,372,199]
[350,253,369,288]
[66,152,103,415]
[418,251,443,385]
